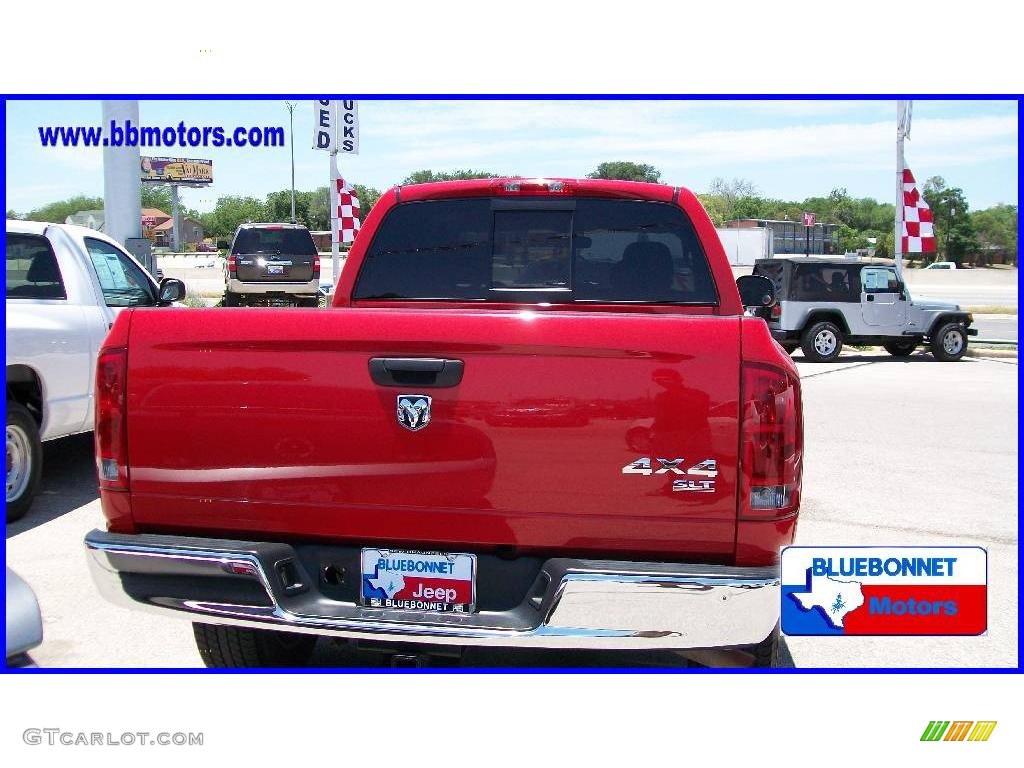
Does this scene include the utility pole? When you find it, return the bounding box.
[285,102,297,224]
[894,100,911,280]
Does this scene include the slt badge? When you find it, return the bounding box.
[397,395,432,432]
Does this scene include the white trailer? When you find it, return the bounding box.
[715,227,773,266]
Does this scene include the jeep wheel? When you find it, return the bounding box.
[800,321,843,363]
[883,340,918,357]
[192,623,317,668]
[931,322,967,362]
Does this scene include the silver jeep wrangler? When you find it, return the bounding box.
[754,257,977,363]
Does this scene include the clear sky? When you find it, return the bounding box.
[4,99,1018,215]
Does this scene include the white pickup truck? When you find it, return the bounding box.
[5,221,185,521]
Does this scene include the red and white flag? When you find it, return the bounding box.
[336,176,361,244]
[900,168,936,254]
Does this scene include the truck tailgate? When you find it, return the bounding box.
[125,308,742,559]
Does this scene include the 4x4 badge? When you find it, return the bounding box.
[397,395,432,432]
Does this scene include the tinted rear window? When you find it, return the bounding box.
[353,198,717,304]
[233,227,317,256]
[752,262,784,296]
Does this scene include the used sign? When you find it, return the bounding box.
[313,99,359,154]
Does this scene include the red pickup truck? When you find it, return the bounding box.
[85,178,802,667]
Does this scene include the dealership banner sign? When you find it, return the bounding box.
[781,546,987,636]
[312,99,359,154]
[141,156,212,184]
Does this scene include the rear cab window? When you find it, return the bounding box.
[353,198,718,305]
[233,227,317,256]
[6,232,67,300]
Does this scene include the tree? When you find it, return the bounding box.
[140,185,175,213]
[353,184,382,219]
[25,195,104,224]
[587,162,661,183]
[704,177,760,222]
[970,204,1017,266]
[401,169,503,185]
[6,209,18,220]
[922,177,978,266]
[199,196,269,238]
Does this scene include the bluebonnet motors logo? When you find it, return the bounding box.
[781,546,987,636]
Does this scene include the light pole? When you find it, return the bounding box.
[285,102,297,224]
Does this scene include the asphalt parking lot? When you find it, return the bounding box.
[6,348,1017,669]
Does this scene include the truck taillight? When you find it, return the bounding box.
[770,303,782,320]
[313,253,320,279]
[739,362,801,521]
[95,347,129,491]
[227,254,237,275]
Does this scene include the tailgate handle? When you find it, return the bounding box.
[369,358,464,388]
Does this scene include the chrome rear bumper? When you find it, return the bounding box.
[85,530,779,650]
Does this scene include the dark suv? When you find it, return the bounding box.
[225,223,320,306]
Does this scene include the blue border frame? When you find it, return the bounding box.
[2,94,1020,674]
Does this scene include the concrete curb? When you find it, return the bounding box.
[967,347,1018,360]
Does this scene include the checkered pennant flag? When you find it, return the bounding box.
[901,168,936,254]
[336,176,361,243]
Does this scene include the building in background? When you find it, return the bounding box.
[722,218,840,257]
[65,210,105,230]
[66,207,204,250]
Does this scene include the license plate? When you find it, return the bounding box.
[266,265,284,275]
[360,548,476,613]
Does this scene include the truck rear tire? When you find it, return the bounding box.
[192,623,317,668]
[6,401,42,523]
[883,340,918,357]
[931,322,967,362]
[800,320,843,363]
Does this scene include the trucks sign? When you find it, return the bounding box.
[141,157,213,184]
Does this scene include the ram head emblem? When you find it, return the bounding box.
[397,395,432,432]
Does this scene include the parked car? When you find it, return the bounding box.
[924,261,957,270]
[754,257,977,362]
[223,223,320,307]
[5,221,186,521]
[84,178,802,667]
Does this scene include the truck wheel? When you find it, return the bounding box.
[800,321,843,363]
[931,322,967,362]
[747,624,780,668]
[883,340,918,357]
[6,401,42,523]
[192,623,317,668]
[223,291,240,307]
